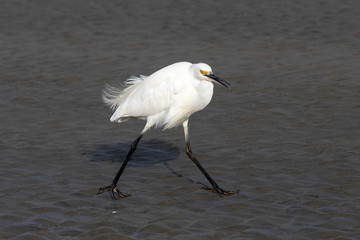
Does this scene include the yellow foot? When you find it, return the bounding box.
[97,185,131,200]
[202,186,238,197]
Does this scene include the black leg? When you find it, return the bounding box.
[185,141,236,196]
[185,142,219,189]
[183,120,237,197]
[97,134,143,200]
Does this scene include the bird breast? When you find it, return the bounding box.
[175,79,214,116]
[192,80,214,111]
[157,80,214,130]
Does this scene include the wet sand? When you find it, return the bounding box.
[1,0,360,239]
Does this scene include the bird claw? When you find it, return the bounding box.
[202,186,238,197]
[97,184,131,200]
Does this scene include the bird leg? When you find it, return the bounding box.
[182,120,236,197]
[185,142,237,197]
[97,134,143,200]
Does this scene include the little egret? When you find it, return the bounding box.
[98,61,236,199]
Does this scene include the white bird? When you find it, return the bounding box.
[98,61,236,199]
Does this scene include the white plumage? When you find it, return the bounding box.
[98,61,235,200]
[103,62,220,130]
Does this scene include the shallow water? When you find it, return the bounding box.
[1,0,360,239]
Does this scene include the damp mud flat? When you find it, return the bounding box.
[1,1,359,239]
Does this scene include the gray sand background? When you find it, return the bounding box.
[1,0,360,239]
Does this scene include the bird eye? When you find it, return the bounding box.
[200,70,209,76]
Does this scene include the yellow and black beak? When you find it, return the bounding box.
[206,72,231,88]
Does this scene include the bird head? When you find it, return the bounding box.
[194,63,230,88]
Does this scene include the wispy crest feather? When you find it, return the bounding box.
[102,75,147,110]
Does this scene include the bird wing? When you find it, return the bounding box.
[110,62,190,121]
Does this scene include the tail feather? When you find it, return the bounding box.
[102,75,147,110]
